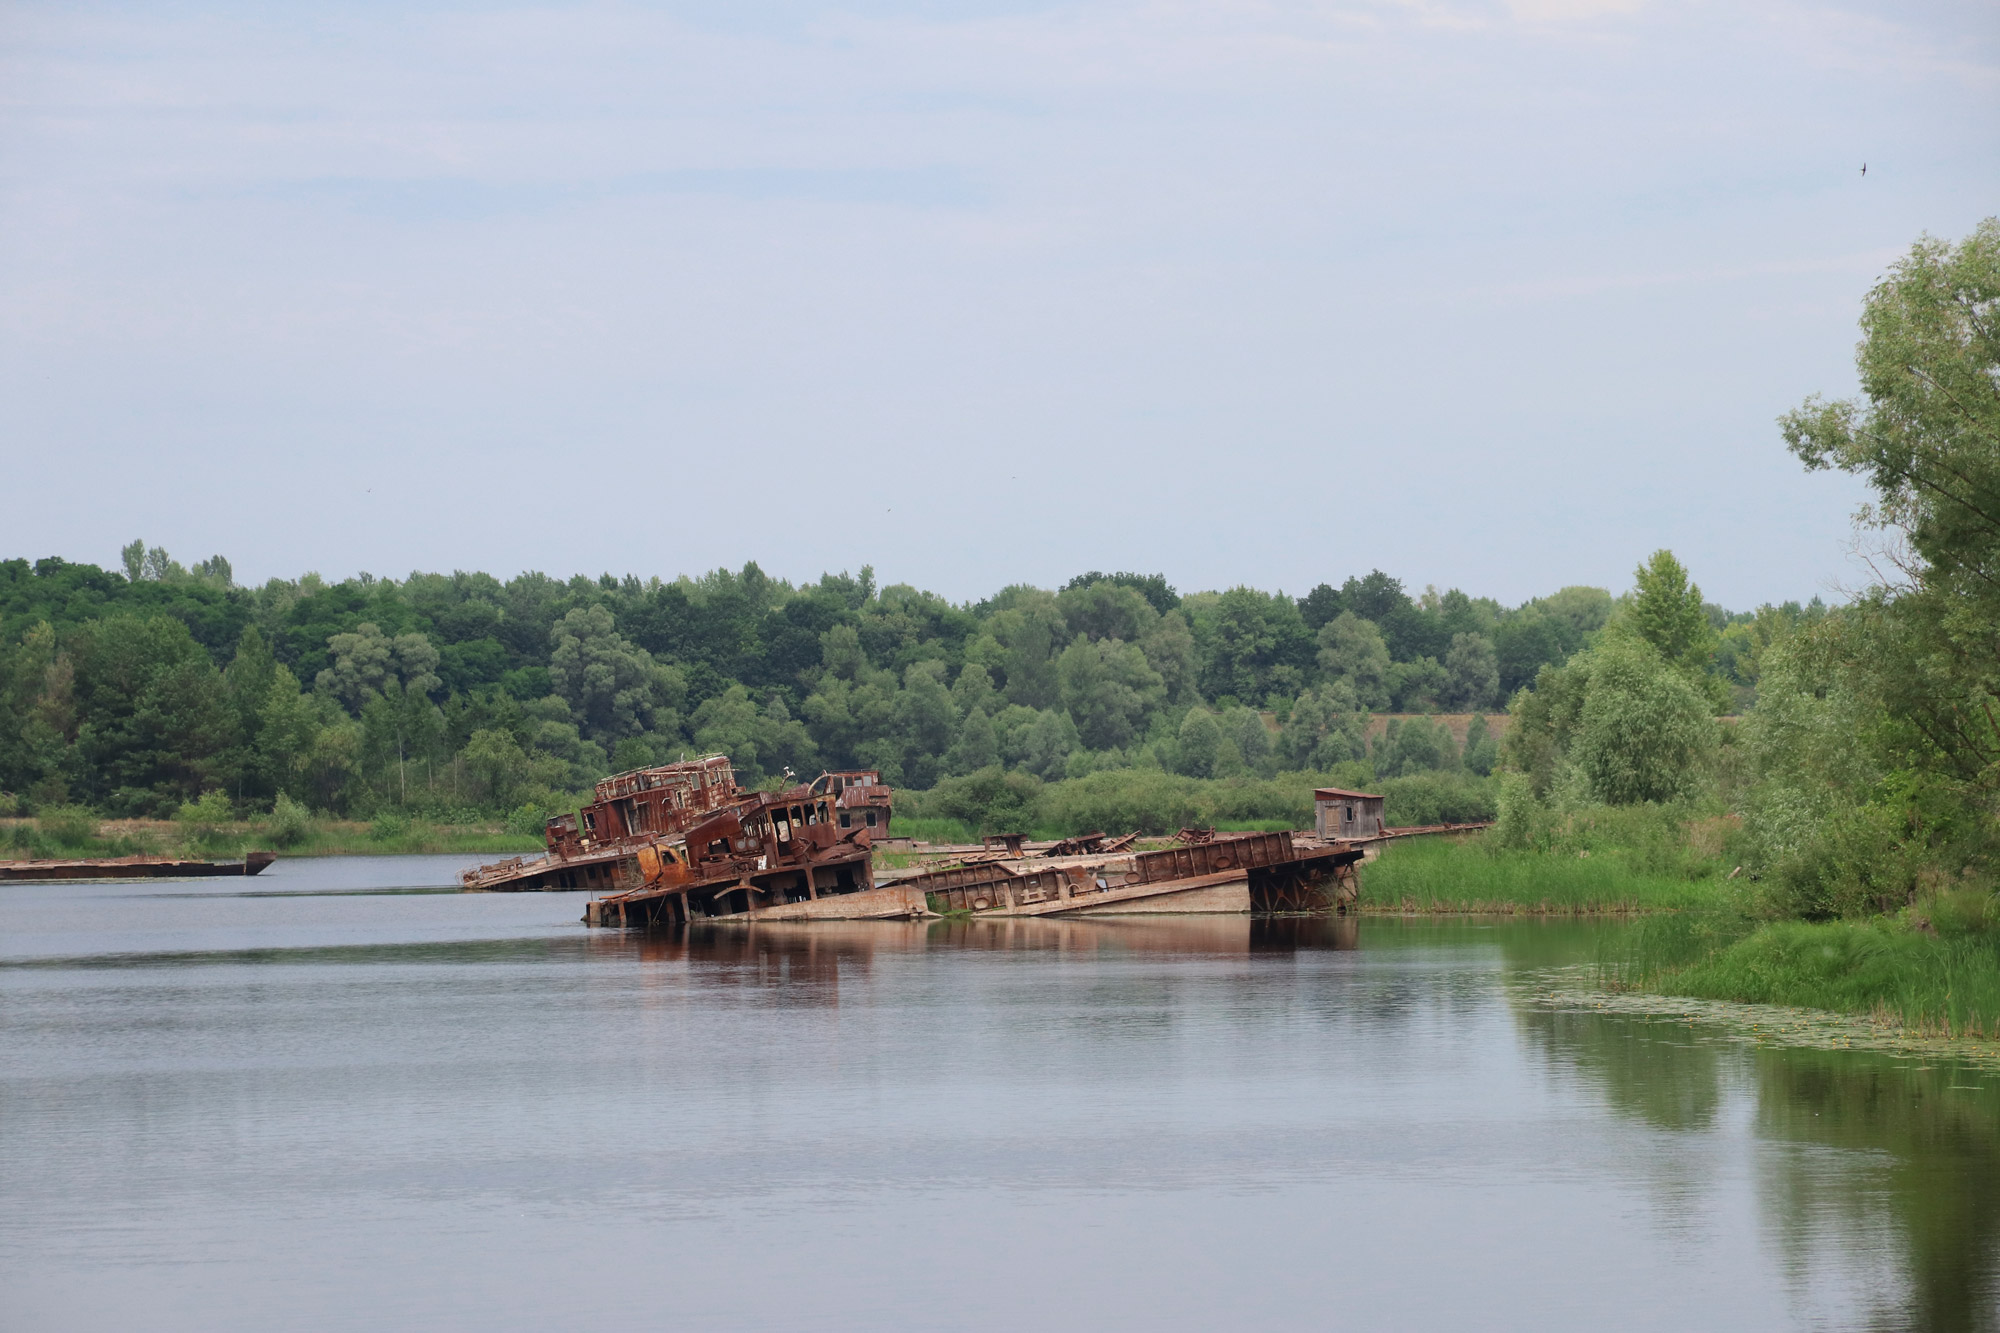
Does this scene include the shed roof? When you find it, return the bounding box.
[1314,787,1383,801]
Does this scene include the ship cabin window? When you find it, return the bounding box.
[771,810,792,843]
[839,812,851,829]
[1345,806,1355,822]
[865,811,878,828]
[581,812,596,831]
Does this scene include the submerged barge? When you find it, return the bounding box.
[467,752,1436,928]
[462,755,893,922]
[463,758,892,894]
[889,829,1364,919]
[0,851,278,882]
[587,823,1363,927]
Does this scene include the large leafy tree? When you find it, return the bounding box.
[1783,219,2000,792]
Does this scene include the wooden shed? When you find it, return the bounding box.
[1314,788,1385,841]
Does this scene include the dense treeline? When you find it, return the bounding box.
[0,527,1796,828]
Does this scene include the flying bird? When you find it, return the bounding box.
[1861,163,1868,176]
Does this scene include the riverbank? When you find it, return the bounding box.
[0,817,540,860]
[1361,836,1736,915]
[1604,907,2000,1039]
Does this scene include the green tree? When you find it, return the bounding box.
[1783,218,2000,791]
[1175,707,1227,778]
[1010,707,1078,781]
[1220,705,1275,777]
[1277,683,1367,770]
[316,623,442,714]
[984,588,1066,709]
[1630,550,1716,678]
[1443,632,1499,711]
[548,605,685,743]
[1057,635,1166,750]
[944,707,1000,776]
[1462,713,1498,776]
[1055,580,1158,643]
[1376,716,1456,777]
[1572,635,1719,804]
[1316,613,1391,710]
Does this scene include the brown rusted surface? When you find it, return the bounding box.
[1042,831,1106,857]
[582,780,880,927]
[1172,826,1216,845]
[813,769,893,836]
[0,850,277,882]
[1131,830,1298,884]
[900,829,1365,918]
[462,758,894,897]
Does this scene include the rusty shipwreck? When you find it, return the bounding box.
[464,754,1452,927]
[462,756,898,920]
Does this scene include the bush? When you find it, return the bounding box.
[369,812,411,842]
[266,794,315,849]
[175,789,234,829]
[1376,772,1495,826]
[37,805,99,848]
[505,802,553,838]
[175,790,239,854]
[912,767,1044,835]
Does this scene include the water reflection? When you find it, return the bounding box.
[11,864,2000,1332]
[1753,1049,2000,1333]
[1516,983,2000,1331]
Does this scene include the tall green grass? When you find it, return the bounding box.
[1363,836,1737,914]
[1608,907,2000,1038]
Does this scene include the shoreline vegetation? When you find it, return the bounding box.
[1361,836,1736,915]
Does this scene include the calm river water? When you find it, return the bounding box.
[4,855,2000,1331]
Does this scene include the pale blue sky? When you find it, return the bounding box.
[2,0,1994,607]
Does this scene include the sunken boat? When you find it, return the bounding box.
[0,851,278,882]
[462,757,895,917]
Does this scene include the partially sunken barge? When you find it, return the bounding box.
[462,756,894,919]
[462,753,1382,927]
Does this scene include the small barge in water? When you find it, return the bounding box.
[0,851,278,882]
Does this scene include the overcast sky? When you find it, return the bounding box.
[1,0,1994,609]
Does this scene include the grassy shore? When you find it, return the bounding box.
[1605,903,2000,1039]
[1361,836,1736,914]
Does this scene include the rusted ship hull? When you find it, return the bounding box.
[897,831,1363,919]
[460,848,637,892]
[584,853,879,926]
[0,851,278,882]
[580,831,1364,927]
